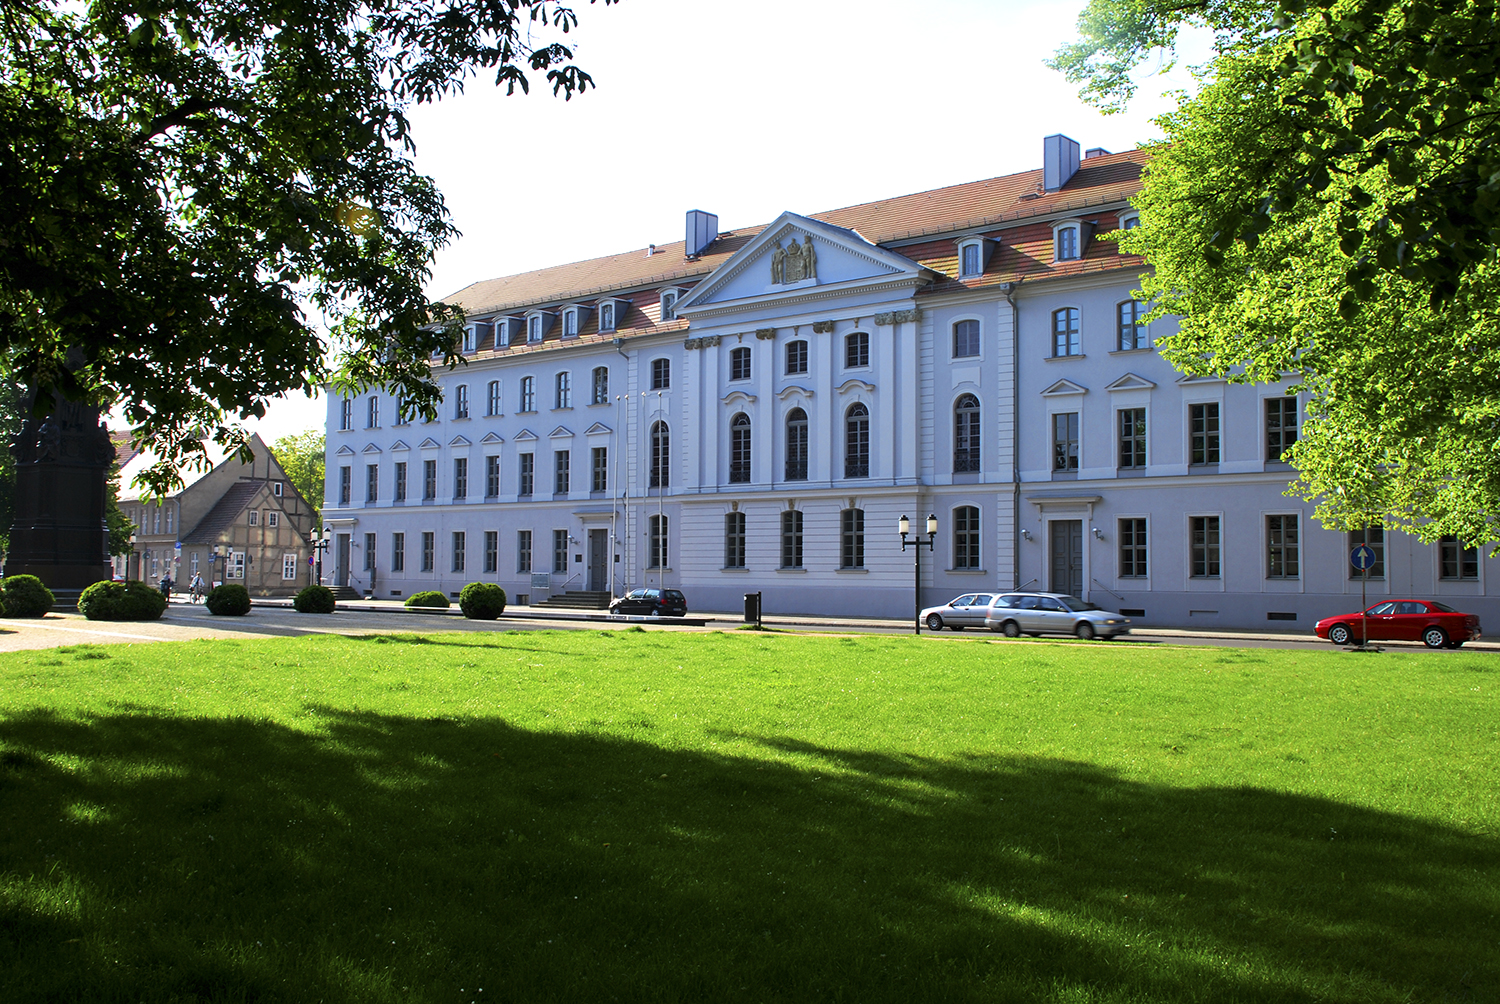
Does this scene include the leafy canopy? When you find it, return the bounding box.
[0,0,614,495]
[271,429,325,529]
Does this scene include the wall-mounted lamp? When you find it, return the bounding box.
[1091,526,1104,540]
[568,535,580,545]
[1019,528,1032,541]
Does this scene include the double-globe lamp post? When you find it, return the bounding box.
[898,513,937,636]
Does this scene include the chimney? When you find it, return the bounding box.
[1084,147,1110,159]
[1043,134,1081,191]
[685,210,719,258]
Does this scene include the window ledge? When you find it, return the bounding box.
[836,567,869,574]
[946,568,987,574]
[452,416,471,422]
[587,401,610,408]
[720,567,750,572]
[552,406,573,412]
[1045,354,1087,361]
[1108,347,1154,355]
[777,567,807,573]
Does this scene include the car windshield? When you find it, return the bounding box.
[1059,596,1100,611]
[1429,600,1457,613]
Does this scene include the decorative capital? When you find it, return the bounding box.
[895,308,923,323]
[873,312,895,326]
[811,320,835,334]
[754,327,777,340]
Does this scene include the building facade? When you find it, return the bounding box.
[321,136,1499,628]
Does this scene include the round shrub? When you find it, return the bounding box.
[293,584,337,614]
[78,580,167,621]
[205,583,251,616]
[404,590,450,609]
[459,582,506,620]
[1,575,54,618]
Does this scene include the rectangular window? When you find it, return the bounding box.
[599,302,615,332]
[364,532,375,572]
[725,512,746,568]
[394,394,410,425]
[1053,413,1079,471]
[649,514,668,568]
[1440,535,1479,580]
[953,319,980,358]
[1052,308,1080,356]
[487,380,501,416]
[1190,516,1221,578]
[230,552,245,579]
[248,509,259,526]
[366,463,379,502]
[517,530,532,573]
[528,315,541,342]
[273,481,283,497]
[339,397,352,431]
[484,531,498,574]
[166,507,175,534]
[367,396,379,428]
[564,309,577,336]
[519,453,534,496]
[520,376,536,412]
[591,446,608,493]
[1348,526,1385,579]
[731,347,752,381]
[392,532,405,572]
[553,529,568,573]
[785,340,808,375]
[452,531,466,573]
[845,331,869,368]
[554,450,570,494]
[1117,300,1147,351]
[780,510,803,569]
[651,358,670,390]
[1056,226,1079,260]
[453,457,468,499]
[339,466,351,505]
[1267,514,1299,578]
[423,459,437,500]
[1118,408,1146,469]
[961,243,980,276]
[282,553,298,580]
[785,412,808,481]
[592,366,609,404]
[1266,397,1298,461]
[1190,403,1221,465]
[555,371,572,409]
[841,508,865,568]
[1119,518,1147,577]
[485,455,500,497]
[953,506,980,569]
[394,462,407,502]
[421,531,434,572]
[454,384,469,419]
[268,511,279,528]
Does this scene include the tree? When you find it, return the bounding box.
[272,430,326,530]
[1051,0,1500,543]
[1,0,614,496]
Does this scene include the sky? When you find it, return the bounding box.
[241,0,1209,446]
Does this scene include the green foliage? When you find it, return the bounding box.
[271,431,326,528]
[292,585,336,614]
[204,583,251,616]
[458,581,505,619]
[404,590,450,609]
[0,574,52,617]
[0,632,1493,1001]
[77,580,166,621]
[0,0,614,492]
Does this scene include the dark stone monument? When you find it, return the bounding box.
[6,394,114,596]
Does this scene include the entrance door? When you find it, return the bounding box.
[587,529,608,592]
[335,533,350,587]
[1049,520,1083,597]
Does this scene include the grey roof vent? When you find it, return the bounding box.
[1084,147,1110,159]
[685,210,718,258]
[1044,134,1081,191]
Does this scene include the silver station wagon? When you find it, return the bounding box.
[983,592,1132,640]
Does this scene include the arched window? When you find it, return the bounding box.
[486,380,500,416]
[1117,300,1147,351]
[599,301,615,332]
[954,394,981,472]
[591,366,609,404]
[366,395,379,429]
[660,290,679,322]
[1055,224,1081,261]
[844,403,869,478]
[1052,308,1080,357]
[650,420,670,488]
[729,413,751,483]
[520,376,536,412]
[953,505,980,569]
[785,408,808,481]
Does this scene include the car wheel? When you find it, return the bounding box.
[926,614,944,631]
[1075,622,1096,641]
[1002,620,1021,638]
[1327,624,1352,646]
[1423,627,1448,649]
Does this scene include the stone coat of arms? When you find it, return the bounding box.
[771,235,817,284]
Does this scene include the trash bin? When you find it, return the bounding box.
[744,591,761,626]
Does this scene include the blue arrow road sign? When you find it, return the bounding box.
[1351,544,1377,570]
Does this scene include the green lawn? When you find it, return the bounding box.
[0,630,1496,1003]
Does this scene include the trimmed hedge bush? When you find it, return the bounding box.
[459,582,506,620]
[1,575,54,618]
[78,580,167,621]
[205,583,251,616]
[293,585,337,614]
[404,590,450,609]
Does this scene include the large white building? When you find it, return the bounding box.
[321,136,1499,628]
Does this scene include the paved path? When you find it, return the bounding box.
[0,597,1494,654]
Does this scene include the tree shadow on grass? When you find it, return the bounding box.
[0,709,1494,1004]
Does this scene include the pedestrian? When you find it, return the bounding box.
[159,574,173,599]
[189,572,205,602]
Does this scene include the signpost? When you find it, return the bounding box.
[1350,544,1377,650]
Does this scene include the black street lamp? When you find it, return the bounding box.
[312,528,331,586]
[899,513,937,636]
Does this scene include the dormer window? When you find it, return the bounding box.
[563,309,578,337]
[1054,223,1081,262]
[660,289,679,322]
[599,301,616,332]
[462,326,477,353]
[1118,212,1141,231]
[528,315,542,342]
[957,237,992,278]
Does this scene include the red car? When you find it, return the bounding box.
[1315,599,1481,649]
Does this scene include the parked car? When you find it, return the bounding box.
[983,592,1132,640]
[1315,599,1481,648]
[920,593,999,631]
[609,588,688,617]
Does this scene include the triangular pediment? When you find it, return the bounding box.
[334,444,356,456]
[676,212,936,315]
[448,435,471,448]
[1105,372,1157,392]
[584,422,612,436]
[513,428,538,442]
[480,432,504,444]
[1176,373,1226,385]
[418,437,441,449]
[1040,379,1088,397]
[389,439,410,452]
[361,443,382,454]
[548,425,574,440]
